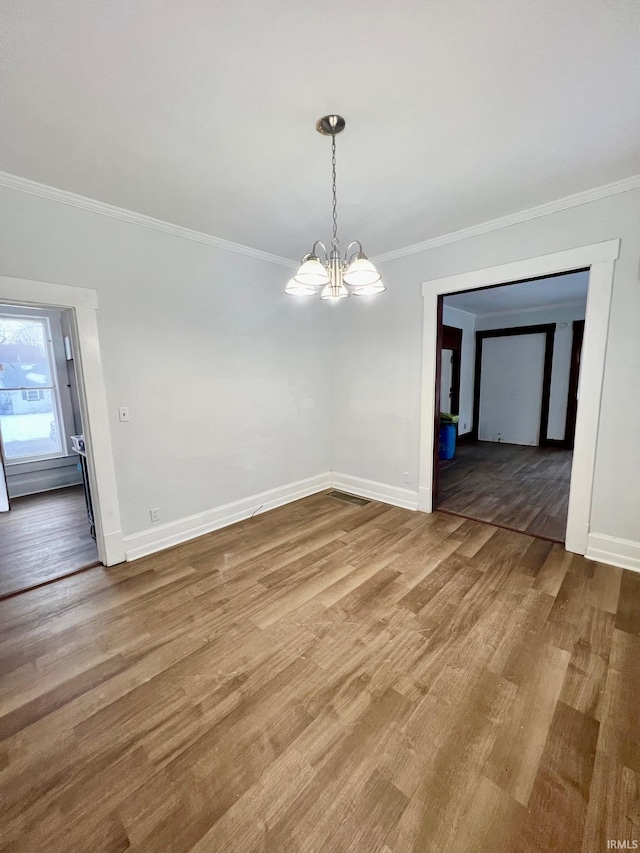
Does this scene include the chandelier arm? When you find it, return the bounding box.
[311,240,329,262]
[344,240,363,263]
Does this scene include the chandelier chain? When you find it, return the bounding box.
[331,133,338,249]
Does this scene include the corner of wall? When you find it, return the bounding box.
[122,472,332,561]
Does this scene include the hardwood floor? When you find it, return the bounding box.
[0,491,637,852]
[0,485,98,598]
[438,441,573,542]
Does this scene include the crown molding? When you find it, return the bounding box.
[373,174,640,264]
[0,171,298,269]
[3,169,638,270]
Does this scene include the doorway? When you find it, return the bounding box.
[0,304,99,596]
[0,276,124,596]
[419,240,619,555]
[435,283,582,542]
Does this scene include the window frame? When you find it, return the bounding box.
[22,389,45,402]
[0,311,70,465]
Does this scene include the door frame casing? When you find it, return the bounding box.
[441,324,462,416]
[432,322,463,504]
[0,276,124,565]
[564,319,585,450]
[419,239,620,554]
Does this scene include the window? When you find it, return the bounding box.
[0,314,66,461]
[22,389,45,402]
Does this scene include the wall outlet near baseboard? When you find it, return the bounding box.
[403,472,411,484]
[150,507,160,522]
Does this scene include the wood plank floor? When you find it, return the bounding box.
[0,491,637,852]
[0,486,98,598]
[438,441,573,542]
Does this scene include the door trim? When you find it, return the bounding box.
[471,324,556,446]
[564,320,585,450]
[0,276,124,565]
[432,320,462,506]
[441,324,462,416]
[419,239,620,554]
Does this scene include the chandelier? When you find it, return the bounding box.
[285,115,385,301]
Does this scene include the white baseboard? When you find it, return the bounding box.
[330,472,419,511]
[123,472,331,561]
[121,467,638,572]
[123,470,419,563]
[586,532,640,574]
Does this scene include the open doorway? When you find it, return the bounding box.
[0,304,98,596]
[434,272,587,542]
[419,239,619,555]
[0,276,124,576]
[434,273,588,541]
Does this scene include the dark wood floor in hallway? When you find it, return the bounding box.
[0,491,637,852]
[438,441,573,542]
[0,485,98,598]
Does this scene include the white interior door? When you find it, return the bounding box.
[440,348,453,414]
[478,333,546,446]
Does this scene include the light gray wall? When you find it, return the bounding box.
[0,185,331,537]
[475,303,586,441]
[331,189,640,545]
[7,455,82,497]
[2,182,638,550]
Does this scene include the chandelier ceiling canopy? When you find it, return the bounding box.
[285,115,386,302]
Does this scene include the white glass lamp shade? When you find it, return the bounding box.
[342,256,381,287]
[353,280,387,296]
[293,257,330,286]
[320,282,349,300]
[284,279,316,296]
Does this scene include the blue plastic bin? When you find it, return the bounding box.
[438,423,457,460]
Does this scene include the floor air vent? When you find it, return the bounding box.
[327,490,371,507]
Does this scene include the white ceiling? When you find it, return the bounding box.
[2,1,639,259]
[444,270,589,315]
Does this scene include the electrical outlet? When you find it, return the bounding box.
[150,507,160,522]
[118,406,130,422]
[463,423,468,431]
[403,472,411,484]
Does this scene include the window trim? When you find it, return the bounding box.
[0,312,69,465]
